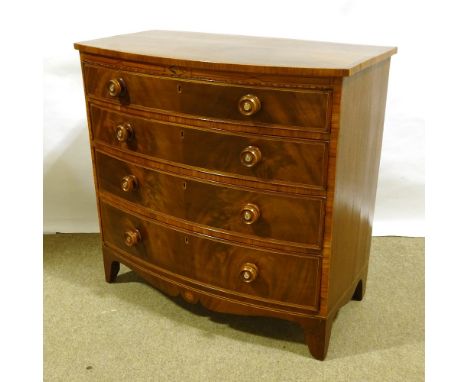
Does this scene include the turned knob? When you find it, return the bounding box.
[240,146,262,167]
[240,263,259,283]
[121,175,138,192]
[238,94,261,116]
[107,78,125,97]
[124,229,141,247]
[115,123,133,142]
[241,203,260,225]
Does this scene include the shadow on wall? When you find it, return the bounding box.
[43,123,99,233]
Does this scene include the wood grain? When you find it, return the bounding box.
[92,141,327,198]
[317,77,343,317]
[102,243,326,317]
[83,63,331,132]
[75,31,396,360]
[80,52,337,92]
[74,30,396,77]
[95,150,325,250]
[325,59,391,314]
[100,201,321,309]
[90,104,329,189]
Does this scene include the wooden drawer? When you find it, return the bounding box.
[90,105,328,189]
[100,201,321,309]
[83,64,331,132]
[95,151,325,250]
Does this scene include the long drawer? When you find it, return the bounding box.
[100,201,321,309]
[90,105,328,189]
[95,151,325,250]
[83,63,331,132]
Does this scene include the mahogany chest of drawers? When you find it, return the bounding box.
[74,31,396,360]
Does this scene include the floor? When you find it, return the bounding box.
[44,234,424,381]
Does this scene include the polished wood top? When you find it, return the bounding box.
[74,30,396,77]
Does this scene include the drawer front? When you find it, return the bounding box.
[90,105,328,189]
[95,151,325,250]
[100,201,320,309]
[83,64,330,132]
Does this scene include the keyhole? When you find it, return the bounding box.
[177,84,182,93]
[182,181,187,190]
[180,130,184,139]
[184,236,189,245]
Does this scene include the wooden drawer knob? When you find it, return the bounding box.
[107,78,126,97]
[238,94,261,116]
[121,175,138,192]
[124,229,141,247]
[241,203,260,224]
[240,263,259,283]
[115,123,133,142]
[240,146,262,167]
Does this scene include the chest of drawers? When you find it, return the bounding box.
[74,31,396,360]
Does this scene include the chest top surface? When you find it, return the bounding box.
[74,30,396,77]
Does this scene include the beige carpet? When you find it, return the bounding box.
[44,234,424,381]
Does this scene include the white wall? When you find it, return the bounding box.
[43,0,424,236]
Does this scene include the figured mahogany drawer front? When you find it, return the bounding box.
[90,105,328,189]
[100,201,320,309]
[83,64,331,132]
[95,151,325,250]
